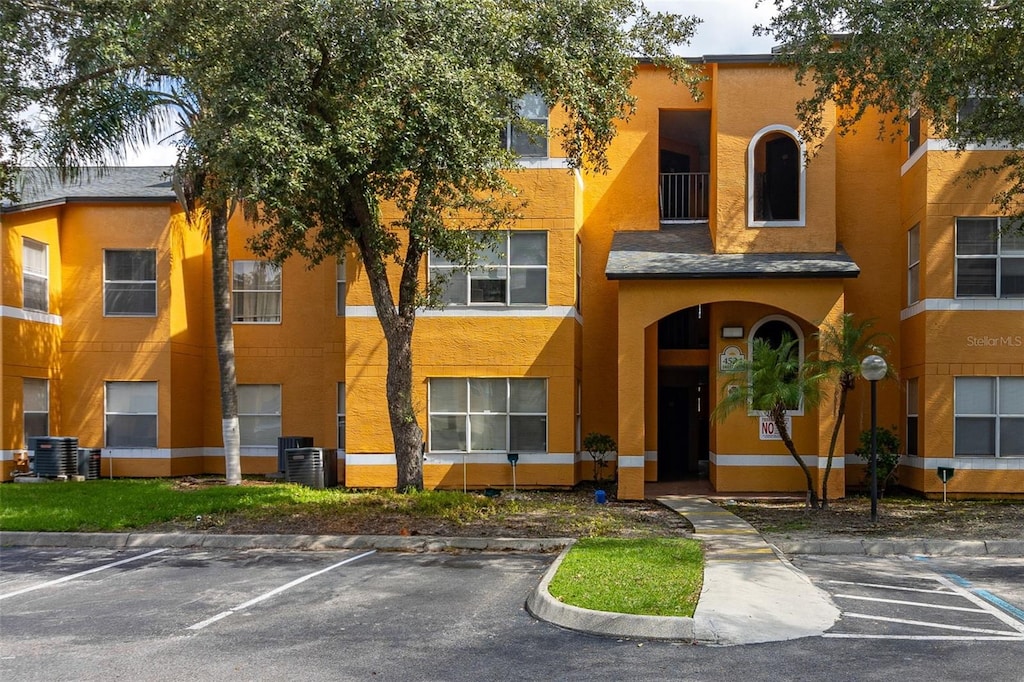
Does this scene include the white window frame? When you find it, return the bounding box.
[105,381,158,448]
[428,231,548,307]
[238,384,282,447]
[232,260,282,323]
[336,257,346,317]
[23,377,49,440]
[906,378,919,457]
[427,378,548,454]
[104,249,157,317]
[502,93,548,158]
[907,224,921,305]
[954,217,1024,298]
[954,376,1024,458]
[337,382,346,451]
[22,238,48,312]
[746,124,807,228]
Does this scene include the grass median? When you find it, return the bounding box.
[547,537,703,617]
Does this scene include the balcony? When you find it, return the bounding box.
[659,172,709,222]
[659,109,710,225]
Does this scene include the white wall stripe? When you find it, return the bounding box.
[0,305,62,325]
[617,455,645,468]
[345,305,580,319]
[901,297,1024,320]
[424,453,575,466]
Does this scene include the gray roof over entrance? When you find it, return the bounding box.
[605,228,860,280]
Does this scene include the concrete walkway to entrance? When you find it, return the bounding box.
[526,493,840,645]
[658,495,839,644]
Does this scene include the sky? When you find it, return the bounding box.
[126,0,777,165]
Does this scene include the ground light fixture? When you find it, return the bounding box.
[860,354,888,523]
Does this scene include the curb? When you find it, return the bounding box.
[773,538,1024,557]
[0,531,572,554]
[525,541,696,642]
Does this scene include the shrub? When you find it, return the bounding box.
[854,425,901,495]
[582,432,617,484]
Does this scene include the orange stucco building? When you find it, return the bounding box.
[3,54,1021,498]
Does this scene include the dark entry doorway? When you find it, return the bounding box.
[657,367,709,480]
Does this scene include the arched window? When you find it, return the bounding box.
[749,315,805,415]
[747,125,805,226]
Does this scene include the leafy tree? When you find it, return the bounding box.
[3,1,246,484]
[807,313,892,509]
[188,0,702,491]
[758,0,1024,219]
[713,335,826,508]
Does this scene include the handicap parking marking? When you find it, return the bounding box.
[187,549,376,631]
[821,567,1024,642]
[0,548,169,601]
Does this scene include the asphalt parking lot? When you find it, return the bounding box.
[3,545,1023,681]
[793,555,1024,642]
[0,546,555,681]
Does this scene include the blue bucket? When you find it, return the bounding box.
[595,489,607,504]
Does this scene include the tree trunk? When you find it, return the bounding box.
[820,387,849,510]
[773,405,819,508]
[350,184,424,492]
[210,203,242,485]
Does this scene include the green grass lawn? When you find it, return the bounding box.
[0,479,497,532]
[547,537,703,617]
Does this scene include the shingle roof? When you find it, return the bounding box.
[605,227,861,280]
[2,167,176,213]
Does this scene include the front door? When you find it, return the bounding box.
[657,368,708,480]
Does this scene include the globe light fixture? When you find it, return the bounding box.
[860,354,889,523]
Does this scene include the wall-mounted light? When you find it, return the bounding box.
[721,326,745,339]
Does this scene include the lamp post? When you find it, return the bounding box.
[860,354,888,523]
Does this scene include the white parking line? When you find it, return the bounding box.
[0,548,169,601]
[834,594,989,613]
[933,574,1024,634]
[828,580,953,595]
[824,634,1024,641]
[843,612,1024,636]
[187,549,376,631]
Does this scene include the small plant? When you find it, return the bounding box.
[583,432,617,484]
[855,425,901,495]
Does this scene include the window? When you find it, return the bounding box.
[429,232,547,306]
[337,382,346,450]
[232,261,282,322]
[748,126,804,225]
[906,378,918,457]
[106,382,157,447]
[907,224,921,304]
[501,93,548,157]
[22,239,48,312]
[336,257,346,317]
[954,377,1024,457]
[575,380,582,454]
[238,384,281,446]
[908,109,922,156]
[575,238,582,313]
[104,250,157,316]
[428,378,547,453]
[955,218,1024,298]
[23,378,49,440]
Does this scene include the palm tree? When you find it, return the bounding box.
[713,334,826,508]
[28,21,245,484]
[808,314,893,509]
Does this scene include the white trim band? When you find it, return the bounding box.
[1,305,62,326]
[902,298,1024,320]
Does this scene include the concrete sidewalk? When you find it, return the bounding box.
[527,496,840,645]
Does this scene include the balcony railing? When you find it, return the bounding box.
[659,172,709,222]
